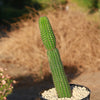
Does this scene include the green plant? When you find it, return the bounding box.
[71,0,100,9]
[0,68,13,100]
[39,16,72,98]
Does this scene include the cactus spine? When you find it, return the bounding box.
[39,16,72,98]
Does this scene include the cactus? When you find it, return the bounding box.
[39,16,72,98]
[39,17,56,50]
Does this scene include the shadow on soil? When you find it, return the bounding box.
[7,65,81,100]
[0,31,9,38]
[0,25,10,38]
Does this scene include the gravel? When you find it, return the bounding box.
[41,85,90,100]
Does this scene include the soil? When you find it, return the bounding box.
[71,71,100,100]
[7,71,100,100]
[0,2,100,100]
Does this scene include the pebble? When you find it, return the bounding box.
[42,86,90,100]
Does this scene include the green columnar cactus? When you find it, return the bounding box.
[39,16,72,98]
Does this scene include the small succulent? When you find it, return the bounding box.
[39,16,72,98]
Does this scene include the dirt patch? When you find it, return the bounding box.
[71,70,100,100]
[7,70,100,100]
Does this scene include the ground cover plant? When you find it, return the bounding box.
[0,68,13,100]
[71,0,100,10]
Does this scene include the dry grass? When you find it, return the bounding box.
[0,7,100,80]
